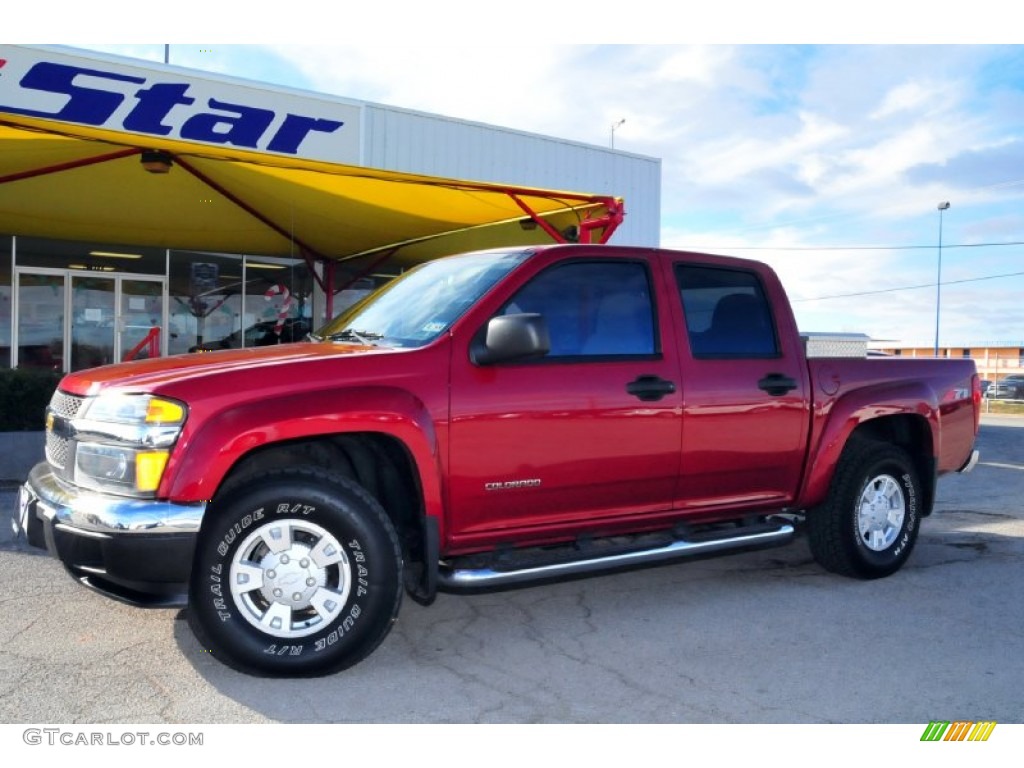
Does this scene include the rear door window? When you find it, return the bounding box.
[675,265,779,358]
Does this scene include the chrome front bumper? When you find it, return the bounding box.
[13,463,206,606]
[18,462,205,537]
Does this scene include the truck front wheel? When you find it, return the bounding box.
[807,437,922,579]
[187,467,403,676]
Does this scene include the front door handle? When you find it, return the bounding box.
[626,375,677,402]
[758,373,798,396]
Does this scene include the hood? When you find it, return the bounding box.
[59,341,387,396]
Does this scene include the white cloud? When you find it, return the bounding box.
[652,46,731,85]
[68,42,1024,345]
[870,80,948,119]
[684,110,849,187]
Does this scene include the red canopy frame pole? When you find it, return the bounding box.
[507,194,625,245]
[123,326,161,362]
[174,157,332,296]
[583,197,625,244]
[0,146,142,185]
[508,194,569,243]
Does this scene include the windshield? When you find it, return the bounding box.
[315,249,531,348]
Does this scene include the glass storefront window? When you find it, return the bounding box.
[13,236,168,372]
[17,272,65,370]
[169,253,316,353]
[70,275,116,369]
[1,236,11,368]
[120,279,164,361]
[241,257,315,348]
[4,233,323,366]
[169,251,244,354]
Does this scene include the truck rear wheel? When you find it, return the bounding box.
[807,437,921,579]
[187,467,403,676]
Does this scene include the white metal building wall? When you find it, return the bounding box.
[362,105,661,248]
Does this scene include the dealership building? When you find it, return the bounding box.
[0,44,660,371]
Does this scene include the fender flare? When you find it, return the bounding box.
[161,385,444,531]
[800,381,938,510]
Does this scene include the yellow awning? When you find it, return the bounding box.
[0,114,624,275]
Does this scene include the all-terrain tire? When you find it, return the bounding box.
[187,467,403,677]
[807,437,922,579]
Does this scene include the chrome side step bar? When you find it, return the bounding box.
[438,520,796,590]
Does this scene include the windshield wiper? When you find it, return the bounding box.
[327,329,385,345]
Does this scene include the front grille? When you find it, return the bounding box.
[46,431,71,470]
[47,390,85,473]
[50,390,86,419]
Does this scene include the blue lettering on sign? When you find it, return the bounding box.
[2,62,144,125]
[180,98,275,147]
[0,61,345,154]
[268,114,347,154]
[123,83,195,135]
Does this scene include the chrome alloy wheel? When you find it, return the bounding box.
[856,474,906,552]
[229,519,352,639]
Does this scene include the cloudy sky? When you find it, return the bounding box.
[59,16,1024,348]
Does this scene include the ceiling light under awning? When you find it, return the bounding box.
[88,251,143,259]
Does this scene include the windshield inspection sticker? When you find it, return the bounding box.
[421,322,446,334]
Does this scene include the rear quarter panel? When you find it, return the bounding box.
[800,357,978,508]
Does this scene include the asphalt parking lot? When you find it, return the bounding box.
[1,415,1022,724]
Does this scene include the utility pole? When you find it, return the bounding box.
[934,201,951,357]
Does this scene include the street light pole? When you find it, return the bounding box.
[610,118,625,149]
[934,201,951,357]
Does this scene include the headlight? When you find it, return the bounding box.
[70,394,187,496]
[74,444,171,494]
[81,394,186,426]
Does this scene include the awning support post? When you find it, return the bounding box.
[324,259,336,319]
[582,198,625,244]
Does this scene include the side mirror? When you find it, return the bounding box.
[472,313,550,365]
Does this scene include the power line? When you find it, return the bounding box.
[793,269,1024,303]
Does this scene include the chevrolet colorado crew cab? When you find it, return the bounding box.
[13,244,981,677]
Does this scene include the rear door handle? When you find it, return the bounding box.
[758,373,798,396]
[626,375,677,402]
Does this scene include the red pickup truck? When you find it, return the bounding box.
[14,244,980,676]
